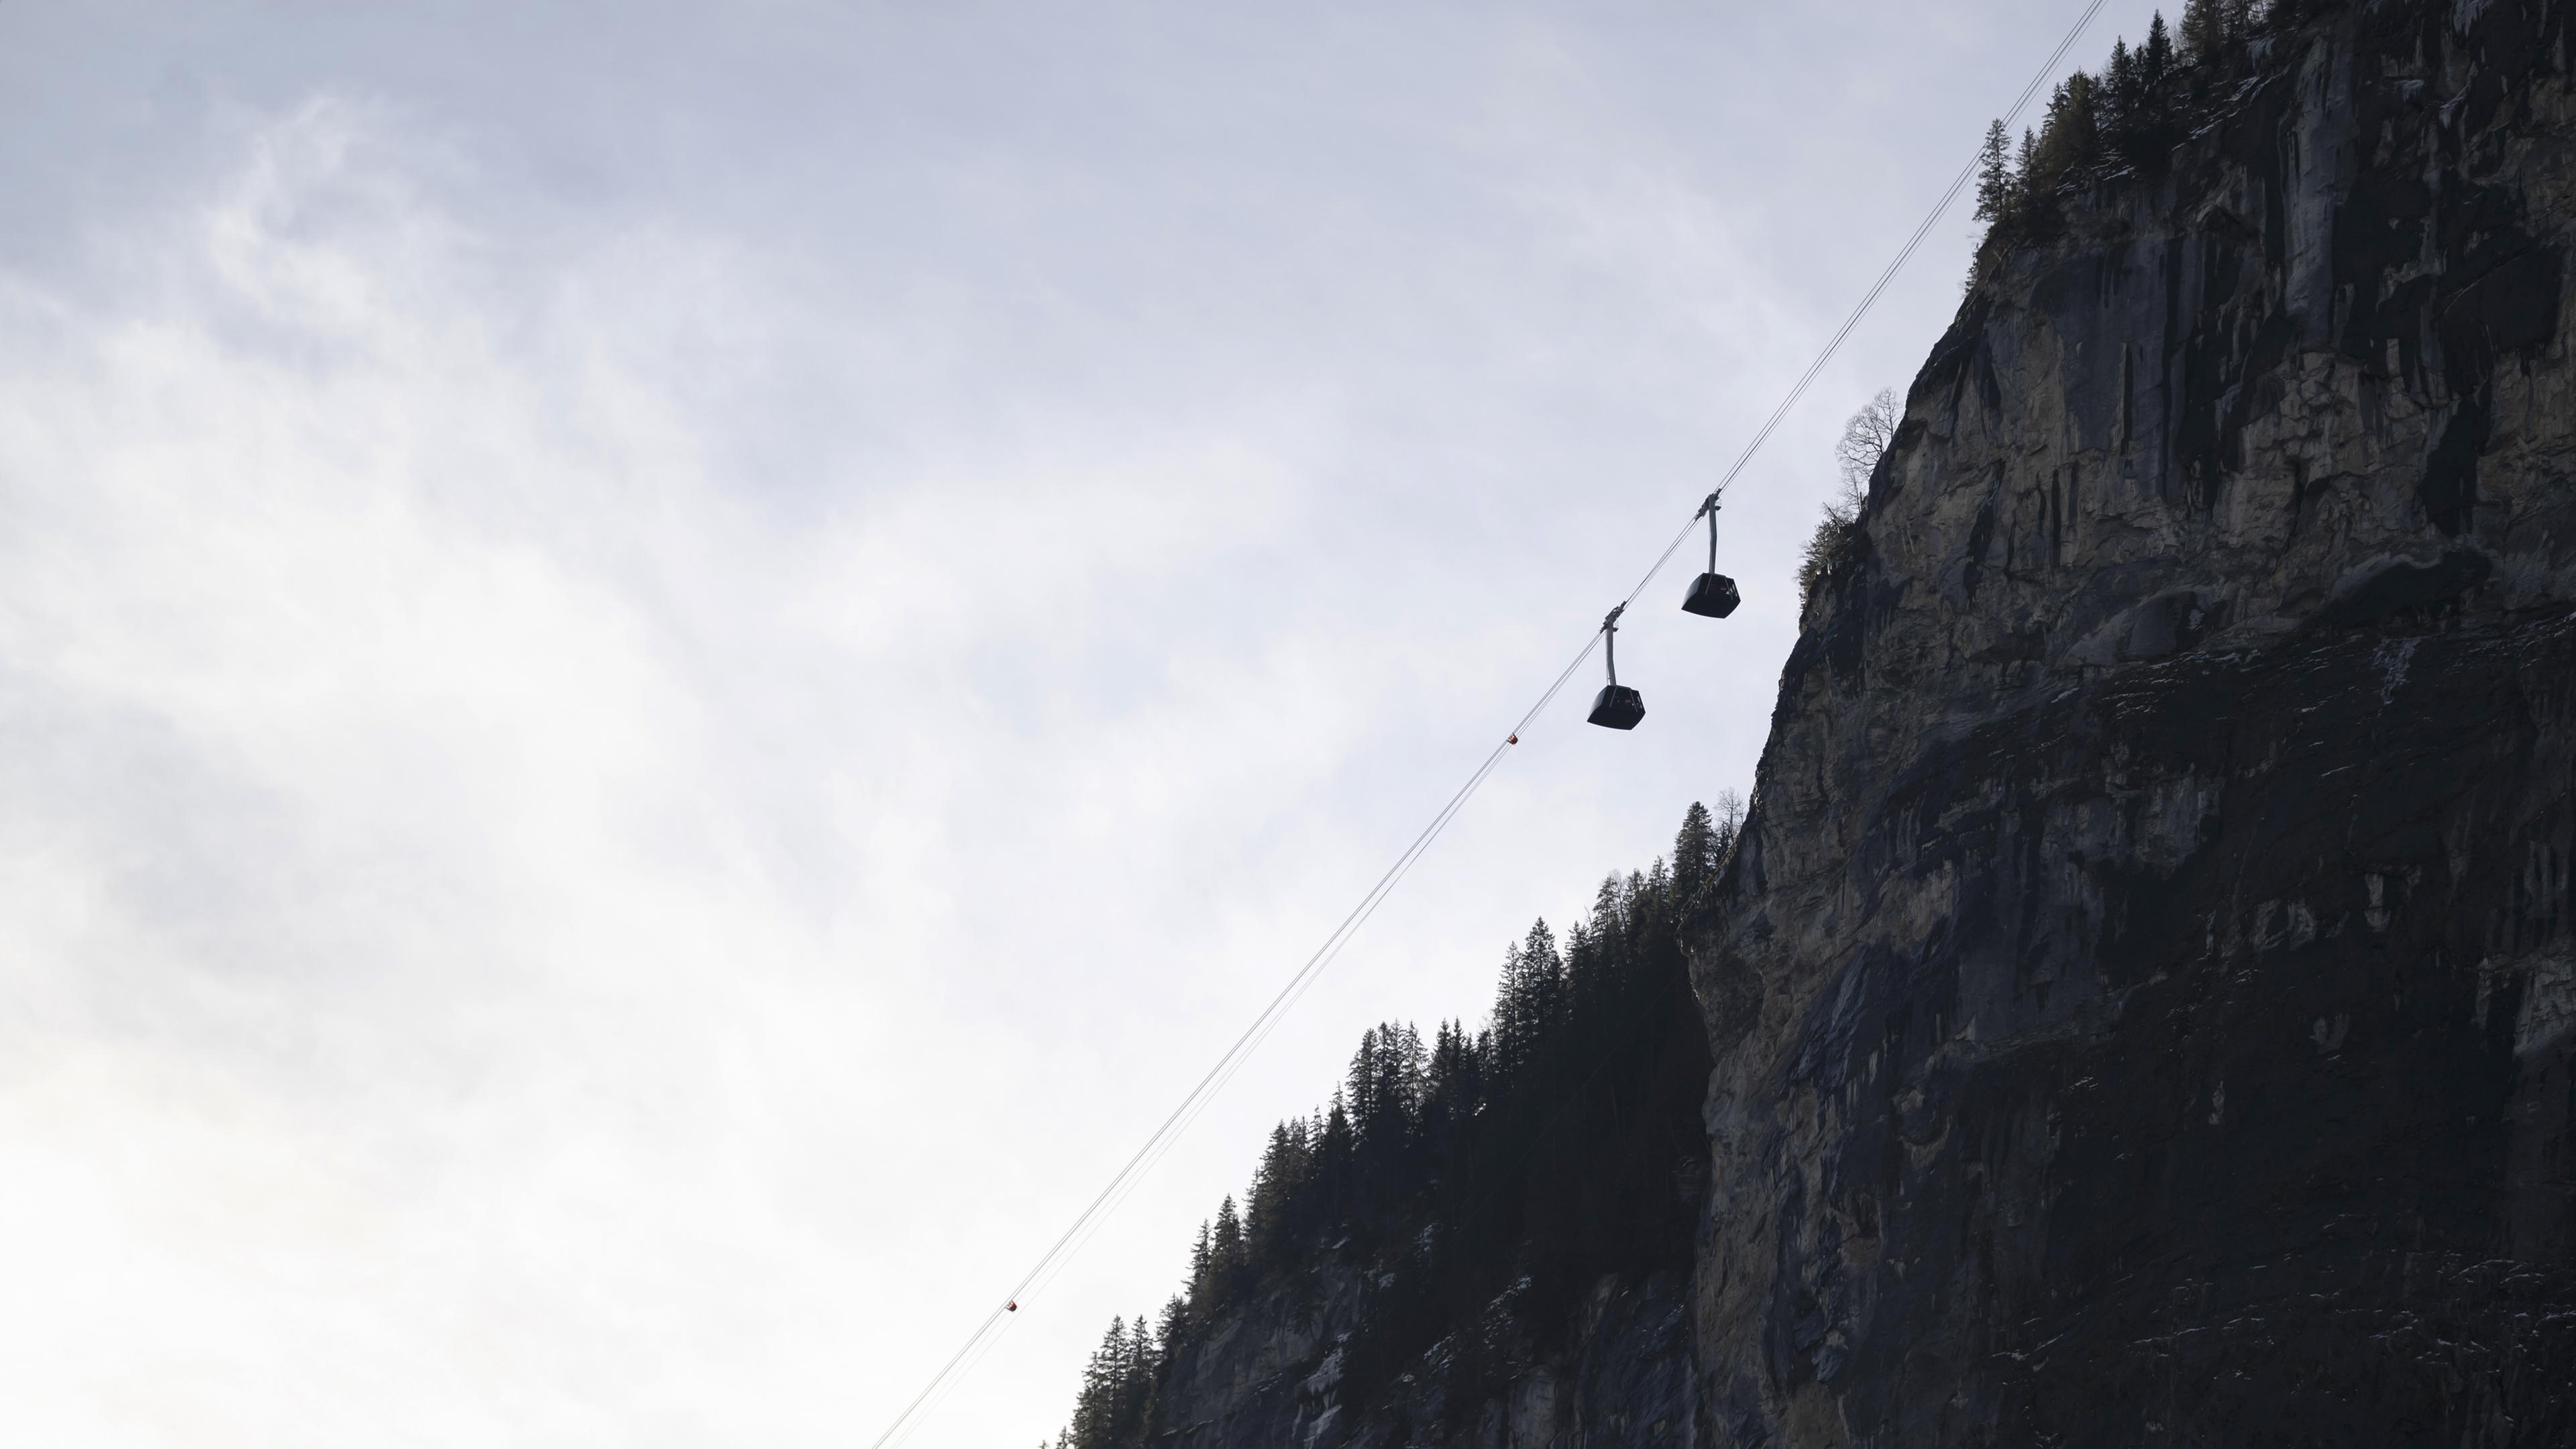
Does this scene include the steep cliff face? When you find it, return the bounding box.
[1693,3,2576,1444]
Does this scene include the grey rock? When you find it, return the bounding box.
[1689,3,2576,1444]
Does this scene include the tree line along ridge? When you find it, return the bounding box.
[1049,797,1741,1449]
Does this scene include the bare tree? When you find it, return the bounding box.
[1803,389,1900,608]
[1712,789,1746,851]
[1833,387,1900,507]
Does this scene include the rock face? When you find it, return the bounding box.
[1152,1268,1699,1449]
[1691,3,2576,1444]
[1119,6,2576,1446]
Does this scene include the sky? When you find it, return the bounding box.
[0,2,2171,1444]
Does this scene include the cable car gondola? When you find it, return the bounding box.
[1587,605,1645,729]
[1680,490,1740,618]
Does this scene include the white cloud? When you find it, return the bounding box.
[0,97,1167,1444]
[0,89,1593,1449]
[0,1,2186,1442]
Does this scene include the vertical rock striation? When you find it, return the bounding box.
[1692,3,2576,1443]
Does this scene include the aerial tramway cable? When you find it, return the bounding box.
[865,3,2114,1442]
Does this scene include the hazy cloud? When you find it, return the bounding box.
[0,3,2168,1444]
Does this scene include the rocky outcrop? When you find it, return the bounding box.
[1691,3,2576,1444]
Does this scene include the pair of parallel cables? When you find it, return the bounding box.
[868,1,2114,1442]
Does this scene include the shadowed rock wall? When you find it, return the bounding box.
[1690,3,2576,1444]
[1151,1268,1699,1449]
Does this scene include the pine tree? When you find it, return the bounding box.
[1562,908,1602,995]
[1627,856,1669,949]
[2029,72,2102,195]
[2102,38,2137,140]
[2143,12,2176,88]
[1673,800,1721,902]
[1071,1318,1128,1449]
[1345,1026,1385,1138]
[1316,1090,1356,1223]
[2064,71,2103,162]
[1973,118,2015,223]
[1348,1028,1416,1166]
[1521,920,1563,1011]
[1185,1220,1214,1306]
[1210,1195,1243,1277]
[1119,1315,1155,1442]
[1245,1120,1305,1266]
[1422,1018,1483,1163]
[2181,0,2222,62]
[1490,938,1529,1081]
[1491,920,1565,1083]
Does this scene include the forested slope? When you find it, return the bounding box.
[1054,803,1729,1449]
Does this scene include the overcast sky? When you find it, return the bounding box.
[0,2,2169,1444]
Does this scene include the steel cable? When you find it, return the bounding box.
[864,4,2112,1442]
